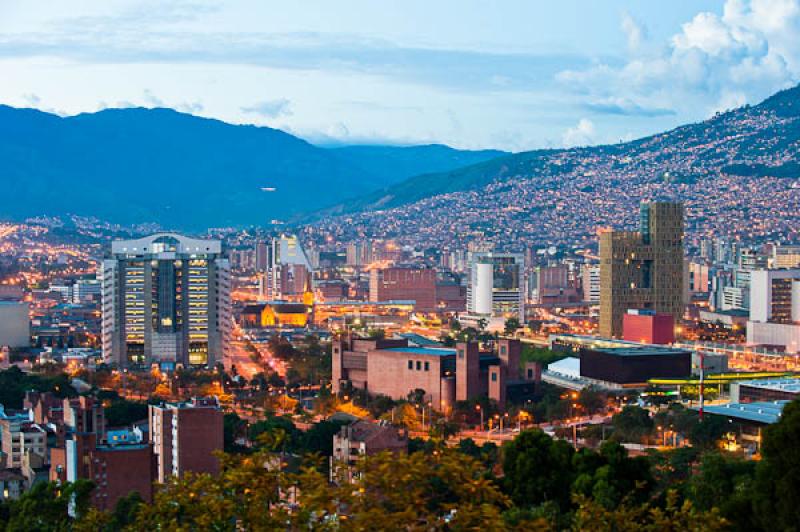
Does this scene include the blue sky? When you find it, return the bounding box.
[1,0,799,150]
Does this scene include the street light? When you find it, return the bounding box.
[476,404,483,432]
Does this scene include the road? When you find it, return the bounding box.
[225,339,264,380]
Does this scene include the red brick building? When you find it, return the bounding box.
[369,267,437,312]
[622,310,675,345]
[149,397,224,483]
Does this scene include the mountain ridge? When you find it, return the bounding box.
[0,105,506,229]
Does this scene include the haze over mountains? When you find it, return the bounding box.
[0,105,505,229]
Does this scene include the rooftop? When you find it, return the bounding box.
[740,379,800,393]
[699,401,789,425]
[383,347,456,356]
[589,346,690,357]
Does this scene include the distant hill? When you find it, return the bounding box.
[328,144,506,190]
[315,84,800,248]
[338,84,800,214]
[0,106,506,229]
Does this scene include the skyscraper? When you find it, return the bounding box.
[101,233,232,368]
[466,252,524,321]
[599,202,684,338]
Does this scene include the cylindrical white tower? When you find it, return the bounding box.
[474,262,494,315]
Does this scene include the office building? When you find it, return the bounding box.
[599,201,684,338]
[73,279,101,304]
[369,267,437,312]
[746,269,800,351]
[101,233,232,369]
[0,301,29,348]
[262,235,312,301]
[466,252,524,321]
[149,397,223,483]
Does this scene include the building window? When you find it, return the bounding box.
[408,360,413,370]
[527,369,533,379]
[424,362,429,371]
[500,345,507,355]
[491,372,497,382]
[458,349,464,359]
[416,361,421,370]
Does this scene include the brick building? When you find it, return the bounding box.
[149,397,223,483]
[370,267,437,312]
[332,337,538,410]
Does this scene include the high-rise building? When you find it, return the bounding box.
[263,235,312,301]
[101,233,232,369]
[466,252,524,321]
[582,264,601,303]
[149,397,223,483]
[599,202,684,338]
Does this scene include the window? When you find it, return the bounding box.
[458,349,464,359]
[500,346,507,355]
[408,360,413,370]
[527,369,533,379]
[424,362,429,371]
[416,361,422,371]
[491,372,497,382]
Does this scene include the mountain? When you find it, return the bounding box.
[0,106,506,229]
[317,84,800,247]
[327,144,506,190]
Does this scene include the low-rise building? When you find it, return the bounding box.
[330,420,407,483]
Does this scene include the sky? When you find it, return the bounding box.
[1,0,800,151]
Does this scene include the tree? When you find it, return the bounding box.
[688,452,756,529]
[502,429,575,510]
[3,480,94,531]
[578,387,607,415]
[572,491,728,531]
[298,449,515,529]
[753,399,800,530]
[504,317,521,336]
[611,406,654,443]
[572,442,653,509]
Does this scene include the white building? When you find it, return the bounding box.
[747,269,800,352]
[466,252,524,322]
[582,264,600,303]
[101,233,231,369]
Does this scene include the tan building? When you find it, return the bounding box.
[599,202,684,338]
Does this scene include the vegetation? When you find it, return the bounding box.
[0,366,76,409]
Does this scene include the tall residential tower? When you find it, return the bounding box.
[101,234,232,368]
[599,202,684,338]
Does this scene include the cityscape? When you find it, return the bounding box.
[2,1,800,531]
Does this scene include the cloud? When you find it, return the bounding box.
[22,93,41,106]
[176,101,204,113]
[559,0,800,121]
[143,89,164,107]
[562,118,595,147]
[582,97,675,117]
[621,12,647,52]
[241,98,292,118]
